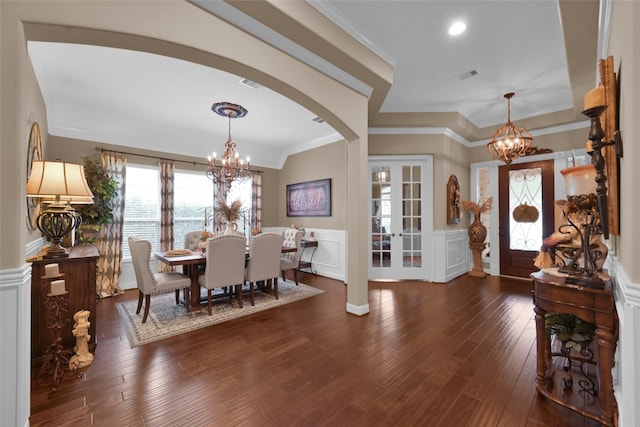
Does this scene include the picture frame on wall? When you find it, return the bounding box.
[286,178,331,217]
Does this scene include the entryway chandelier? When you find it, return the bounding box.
[487,92,533,165]
[206,102,252,189]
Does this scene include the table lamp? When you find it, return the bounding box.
[26,161,94,258]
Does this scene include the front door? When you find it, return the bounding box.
[368,156,433,280]
[498,160,554,277]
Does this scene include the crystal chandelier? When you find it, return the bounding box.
[487,92,533,165]
[206,102,252,189]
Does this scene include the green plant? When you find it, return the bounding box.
[545,312,595,352]
[75,156,117,243]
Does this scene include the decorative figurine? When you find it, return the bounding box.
[68,310,94,371]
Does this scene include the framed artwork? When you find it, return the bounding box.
[446,175,460,224]
[286,178,331,217]
[26,122,43,231]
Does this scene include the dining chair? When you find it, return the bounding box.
[245,232,284,306]
[198,234,247,315]
[129,236,191,323]
[280,228,302,285]
[183,230,202,251]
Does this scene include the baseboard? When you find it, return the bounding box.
[346,302,369,316]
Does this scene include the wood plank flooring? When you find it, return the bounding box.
[30,273,601,426]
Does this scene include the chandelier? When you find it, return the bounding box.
[206,102,252,189]
[487,92,533,165]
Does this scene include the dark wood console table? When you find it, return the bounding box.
[531,271,618,426]
[30,245,99,365]
[298,239,318,273]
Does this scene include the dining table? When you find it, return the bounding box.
[154,246,297,312]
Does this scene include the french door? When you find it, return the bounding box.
[368,156,432,280]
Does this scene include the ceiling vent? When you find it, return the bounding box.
[239,78,261,89]
[312,116,325,123]
[458,69,478,80]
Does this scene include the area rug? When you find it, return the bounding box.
[116,280,324,347]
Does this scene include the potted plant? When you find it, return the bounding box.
[75,156,117,243]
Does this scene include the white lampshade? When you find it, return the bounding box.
[27,161,94,201]
[560,165,597,196]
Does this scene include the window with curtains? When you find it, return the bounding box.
[173,170,215,249]
[123,163,259,258]
[122,165,160,259]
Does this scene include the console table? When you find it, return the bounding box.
[298,240,318,273]
[30,245,99,365]
[531,270,618,426]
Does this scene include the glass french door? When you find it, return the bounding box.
[369,156,432,280]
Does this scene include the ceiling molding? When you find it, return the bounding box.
[191,0,373,99]
[307,0,397,66]
[370,119,590,149]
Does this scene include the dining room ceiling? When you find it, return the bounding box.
[28,0,599,169]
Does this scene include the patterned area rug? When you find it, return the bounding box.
[116,280,324,347]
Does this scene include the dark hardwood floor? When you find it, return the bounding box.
[30,273,600,426]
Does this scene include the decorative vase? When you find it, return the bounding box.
[468,214,487,278]
[225,222,238,235]
[468,214,487,244]
[198,241,206,253]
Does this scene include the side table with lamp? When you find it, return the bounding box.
[26,161,99,380]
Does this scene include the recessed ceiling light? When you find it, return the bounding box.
[449,21,466,36]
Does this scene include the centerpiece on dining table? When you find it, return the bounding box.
[217,199,242,235]
[198,230,214,252]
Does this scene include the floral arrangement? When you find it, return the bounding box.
[200,230,214,242]
[461,197,493,215]
[216,199,242,223]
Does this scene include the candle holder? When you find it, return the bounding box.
[549,105,613,288]
[34,274,72,391]
[582,105,612,238]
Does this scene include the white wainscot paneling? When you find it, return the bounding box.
[608,256,640,427]
[263,228,346,282]
[432,229,469,283]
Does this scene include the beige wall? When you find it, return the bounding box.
[608,0,640,282]
[368,133,470,230]
[1,10,49,269]
[277,141,347,230]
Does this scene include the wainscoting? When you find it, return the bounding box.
[432,229,470,283]
[608,256,640,427]
[264,228,346,282]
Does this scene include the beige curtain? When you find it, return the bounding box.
[96,152,126,298]
[252,172,262,232]
[159,161,175,272]
[213,184,228,234]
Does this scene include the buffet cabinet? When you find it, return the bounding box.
[30,245,99,364]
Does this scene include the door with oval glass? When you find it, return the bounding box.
[369,156,433,280]
[498,160,555,278]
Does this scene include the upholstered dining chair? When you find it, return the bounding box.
[183,230,202,251]
[245,232,284,306]
[280,228,302,285]
[198,234,247,315]
[129,236,191,323]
